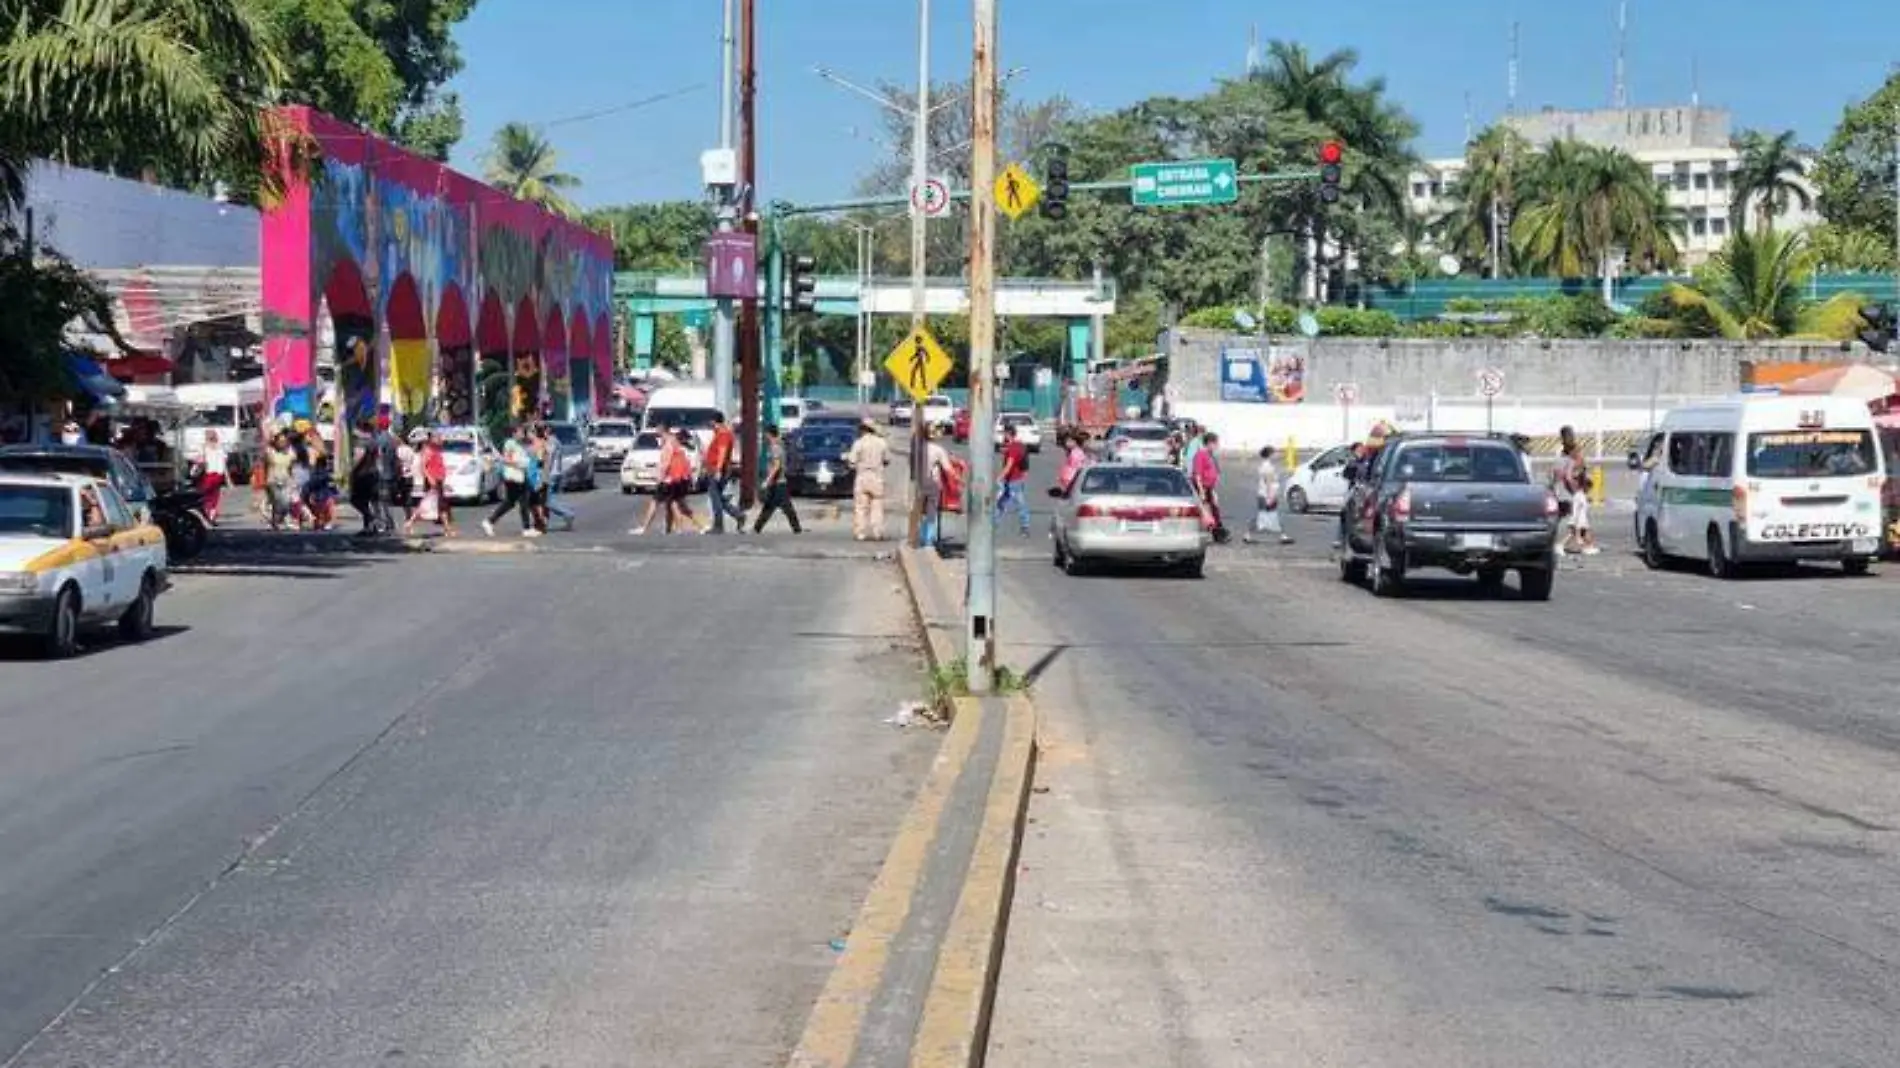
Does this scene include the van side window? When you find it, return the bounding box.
[1667,432,1733,477]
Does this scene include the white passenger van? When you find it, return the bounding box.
[1631,395,1885,577]
[640,382,722,451]
[175,378,265,480]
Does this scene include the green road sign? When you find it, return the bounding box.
[1130,158,1239,207]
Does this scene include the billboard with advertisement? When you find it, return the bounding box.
[1220,347,1306,404]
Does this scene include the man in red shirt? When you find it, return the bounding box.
[996,424,1032,536]
[703,413,745,533]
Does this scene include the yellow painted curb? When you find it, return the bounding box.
[908,693,1037,1068]
[787,700,988,1068]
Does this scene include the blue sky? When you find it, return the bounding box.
[445,0,1894,209]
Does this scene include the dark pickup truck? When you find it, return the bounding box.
[1337,433,1560,599]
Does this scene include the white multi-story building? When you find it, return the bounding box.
[1407,104,1822,267]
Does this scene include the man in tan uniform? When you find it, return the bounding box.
[845,419,892,541]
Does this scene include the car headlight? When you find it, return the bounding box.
[0,571,38,594]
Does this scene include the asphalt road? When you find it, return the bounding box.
[983,479,1900,1065]
[0,545,934,1066]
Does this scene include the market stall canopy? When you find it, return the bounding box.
[1779,364,1900,402]
[104,353,177,380]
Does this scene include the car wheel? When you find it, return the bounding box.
[1707,526,1735,580]
[1178,554,1206,579]
[1843,557,1873,576]
[118,574,157,641]
[43,585,79,659]
[1519,562,1555,601]
[1477,568,1507,595]
[621,485,634,495]
[1052,534,1066,568]
[1062,550,1088,576]
[1287,486,1309,515]
[1369,534,1406,597]
[1642,520,1666,571]
[1339,556,1367,584]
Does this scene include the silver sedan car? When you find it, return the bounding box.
[1101,421,1174,465]
[1050,464,1209,578]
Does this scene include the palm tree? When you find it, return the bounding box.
[1655,229,1858,339]
[1730,130,1811,235]
[482,122,580,218]
[1512,142,1680,279]
[1435,125,1533,274]
[0,0,291,209]
[1252,40,1358,123]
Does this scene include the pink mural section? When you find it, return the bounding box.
[261,106,614,433]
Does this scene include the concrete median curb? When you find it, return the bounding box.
[785,548,1036,1068]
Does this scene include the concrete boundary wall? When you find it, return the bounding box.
[1169,329,1873,405]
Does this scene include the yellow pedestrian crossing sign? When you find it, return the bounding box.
[995,162,1040,221]
[883,325,955,402]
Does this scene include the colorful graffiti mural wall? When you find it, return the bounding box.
[261,106,614,442]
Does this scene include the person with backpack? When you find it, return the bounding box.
[996,422,1032,537]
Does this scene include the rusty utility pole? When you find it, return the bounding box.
[964,0,998,692]
[736,0,762,508]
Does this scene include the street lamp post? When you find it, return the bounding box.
[965,0,998,692]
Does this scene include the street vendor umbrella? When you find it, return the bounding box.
[1779,364,1900,402]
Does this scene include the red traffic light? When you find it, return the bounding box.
[1319,140,1344,165]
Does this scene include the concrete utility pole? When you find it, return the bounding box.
[737,0,762,508]
[965,0,998,692]
[906,0,932,547]
[711,0,737,417]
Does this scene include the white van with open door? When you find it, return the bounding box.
[1632,395,1885,577]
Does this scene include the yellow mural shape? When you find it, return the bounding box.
[391,338,431,417]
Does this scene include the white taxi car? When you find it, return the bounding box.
[0,472,169,657]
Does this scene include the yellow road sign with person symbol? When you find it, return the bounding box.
[884,325,954,402]
[994,162,1041,221]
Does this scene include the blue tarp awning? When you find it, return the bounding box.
[66,353,127,403]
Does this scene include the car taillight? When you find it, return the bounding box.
[1732,484,1748,521]
[1076,503,1103,519]
[1169,503,1201,519]
[1390,487,1412,521]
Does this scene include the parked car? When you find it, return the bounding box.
[778,397,813,434]
[589,418,639,469]
[1282,444,1356,514]
[786,425,859,498]
[801,412,862,433]
[1337,432,1559,600]
[0,472,167,658]
[1101,421,1172,466]
[921,394,955,431]
[1050,464,1208,577]
[888,399,915,427]
[618,432,705,494]
[545,422,597,491]
[408,426,502,503]
[994,411,1043,452]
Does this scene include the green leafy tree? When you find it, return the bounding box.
[1807,222,1897,273]
[1435,125,1534,274]
[1652,230,1859,340]
[1812,71,1900,253]
[587,201,714,271]
[242,0,478,160]
[1730,129,1812,235]
[481,122,580,218]
[1512,142,1680,279]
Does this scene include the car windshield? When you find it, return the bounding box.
[550,425,583,445]
[651,408,722,431]
[185,405,238,428]
[634,433,665,450]
[778,402,804,419]
[1002,413,1033,425]
[0,484,73,538]
[1392,443,1527,483]
[439,439,477,455]
[795,430,855,452]
[1111,424,1168,441]
[593,422,635,438]
[1078,467,1193,497]
[1747,430,1877,478]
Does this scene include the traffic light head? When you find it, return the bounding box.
[1859,302,1895,354]
[1041,144,1071,221]
[789,254,818,313]
[1317,140,1344,204]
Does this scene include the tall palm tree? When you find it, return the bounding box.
[1729,129,1811,235]
[1435,125,1533,274]
[1252,40,1358,123]
[1655,229,1856,339]
[1512,142,1680,279]
[482,122,580,218]
[0,0,290,209]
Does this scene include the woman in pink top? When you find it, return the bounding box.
[1191,431,1223,533]
[1055,430,1088,494]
